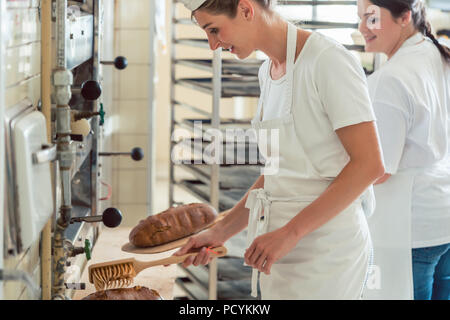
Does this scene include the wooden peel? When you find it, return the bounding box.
[89,246,228,291]
[121,210,230,254]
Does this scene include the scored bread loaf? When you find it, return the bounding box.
[129,203,218,247]
[82,286,162,300]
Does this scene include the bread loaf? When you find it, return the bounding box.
[82,286,162,300]
[129,203,218,247]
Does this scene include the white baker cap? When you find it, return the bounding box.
[179,0,208,11]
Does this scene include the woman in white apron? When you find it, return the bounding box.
[358,0,450,300]
[175,0,385,299]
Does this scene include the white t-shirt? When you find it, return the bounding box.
[258,31,376,178]
[367,32,450,248]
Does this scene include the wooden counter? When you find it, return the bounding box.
[72,227,178,300]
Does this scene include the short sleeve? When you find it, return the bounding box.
[314,46,376,130]
[372,102,408,174]
[368,72,412,174]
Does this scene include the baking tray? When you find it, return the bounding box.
[178,164,261,190]
[176,180,247,212]
[176,77,260,97]
[179,118,256,141]
[176,37,364,52]
[176,59,262,76]
[174,139,264,166]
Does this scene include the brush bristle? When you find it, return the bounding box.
[91,262,136,291]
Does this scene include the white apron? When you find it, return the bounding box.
[245,23,373,300]
[362,169,418,300]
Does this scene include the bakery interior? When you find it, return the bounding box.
[0,0,449,301]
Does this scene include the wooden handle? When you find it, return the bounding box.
[134,246,227,274]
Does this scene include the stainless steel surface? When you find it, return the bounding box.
[90,0,101,242]
[56,0,68,68]
[66,14,94,70]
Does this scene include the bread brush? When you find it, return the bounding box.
[88,246,228,291]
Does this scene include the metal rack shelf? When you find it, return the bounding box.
[175,59,261,76]
[176,270,254,300]
[178,164,261,190]
[177,258,253,298]
[176,37,364,52]
[176,179,247,212]
[295,20,359,29]
[177,118,254,139]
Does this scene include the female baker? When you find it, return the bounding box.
[358,0,450,300]
[175,0,385,299]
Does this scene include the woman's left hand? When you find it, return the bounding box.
[244,225,299,275]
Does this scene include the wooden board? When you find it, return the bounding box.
[121,211,229,255]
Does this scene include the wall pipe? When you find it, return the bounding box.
[52,0,73,300]
[40,0,53,301]
[0,0,7,300]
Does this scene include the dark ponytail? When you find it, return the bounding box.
[370,0,450,63]
[414,1,450,63]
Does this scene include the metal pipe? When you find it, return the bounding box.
[52,0,73,300]
[169,0,176,208]
[0,0,6,300]
[89,0,102,245]
[41,0,53,300]
[208,48,222,301]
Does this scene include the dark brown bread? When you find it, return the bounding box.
[82,286,162,300]
[129,203,218,247]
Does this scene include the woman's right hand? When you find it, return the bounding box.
[172,227,226,268]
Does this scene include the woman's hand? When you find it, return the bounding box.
[172,227,226,268]
[244,225,299,275]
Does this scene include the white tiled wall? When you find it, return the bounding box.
[3,0,41,300]
[112,0,152,227]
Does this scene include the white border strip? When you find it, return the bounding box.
[0,0,7,300]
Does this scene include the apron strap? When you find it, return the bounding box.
[284,22,297,115]
[256,22,298,123]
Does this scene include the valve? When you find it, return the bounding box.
[65,239,91,260]
[99,147,144,161]
[69,207,123,228]
[99,103,105,126]
[101,56,128,70]
[71,110,100,122]
[72,80,102,100]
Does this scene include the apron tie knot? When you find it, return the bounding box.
[244,188,272,297]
